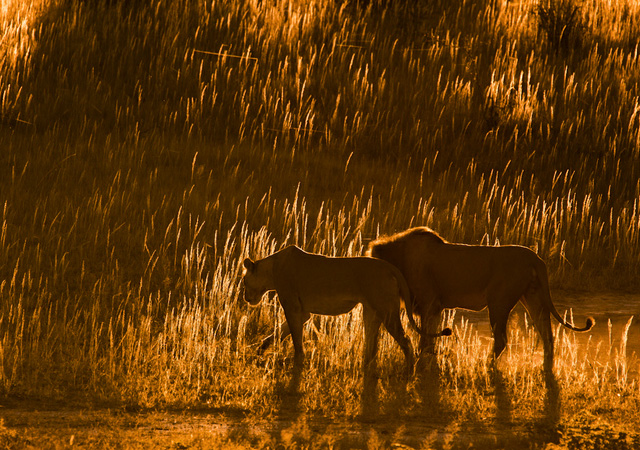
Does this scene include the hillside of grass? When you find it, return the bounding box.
[0,0,638,418]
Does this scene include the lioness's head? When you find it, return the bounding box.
[242,258,271,306]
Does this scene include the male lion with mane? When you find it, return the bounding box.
[367,227,594,376]
[242,245,450,377]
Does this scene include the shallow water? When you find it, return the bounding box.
[451,291,639,361]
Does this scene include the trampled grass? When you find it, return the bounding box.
[0,0,639,446]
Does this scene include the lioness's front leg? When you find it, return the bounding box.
[279,296,306,368]
[259,312,311,354]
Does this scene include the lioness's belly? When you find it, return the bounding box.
[302,295,361,316]
[293,273,370,316]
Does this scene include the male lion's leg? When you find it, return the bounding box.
[419,305,443,353]
[411,286,440,356]
[416,303,442,373]
[521,291,559,415]
[487,298,518,422]
[521,292,555,378]
[488,303,515,361]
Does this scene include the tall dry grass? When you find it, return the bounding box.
[0,0,638,429]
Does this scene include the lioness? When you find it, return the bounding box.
[368,227,594,374]
[242,245,448,376]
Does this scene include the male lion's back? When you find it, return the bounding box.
[368,228,544,295]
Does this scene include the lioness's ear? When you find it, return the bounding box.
[243,258,255,272]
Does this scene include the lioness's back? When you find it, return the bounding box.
[277,245,403,296]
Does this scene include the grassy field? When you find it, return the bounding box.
[1,0,639,447]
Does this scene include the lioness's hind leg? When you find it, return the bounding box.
[362,304,382,377]
[378,305,415,376]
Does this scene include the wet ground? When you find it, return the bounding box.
[2,401,638,449]
[555,291,639,356]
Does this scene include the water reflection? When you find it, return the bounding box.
[450,292,639,358]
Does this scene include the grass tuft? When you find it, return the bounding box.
[535,0,584,54]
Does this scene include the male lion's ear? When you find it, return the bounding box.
[243,258,255,272]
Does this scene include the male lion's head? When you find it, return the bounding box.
[241,258,270,305]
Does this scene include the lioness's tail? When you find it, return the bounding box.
[536,258,595,332]
[389,265,452,338]
[366,244,422,334]
[389,265,421,334]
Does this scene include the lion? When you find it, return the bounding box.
[241,245,450,377]
[367,227,594,375]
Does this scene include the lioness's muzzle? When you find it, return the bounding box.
[242,285,262,305]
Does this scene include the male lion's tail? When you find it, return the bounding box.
[535,258,595,332]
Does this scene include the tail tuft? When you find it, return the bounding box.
[586,317,595,330]
[440,327,452,336]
